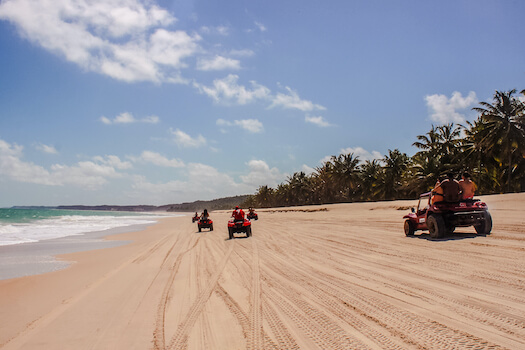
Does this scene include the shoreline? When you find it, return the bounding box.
[0,215,181,280]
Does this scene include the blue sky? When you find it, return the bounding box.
[0,0,523,206]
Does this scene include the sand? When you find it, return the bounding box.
[1,193,524,349]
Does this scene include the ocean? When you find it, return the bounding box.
[0,208,170,246]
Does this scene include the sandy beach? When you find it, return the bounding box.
[1,193,524,349]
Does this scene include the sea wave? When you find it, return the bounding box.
[0,213,172,246]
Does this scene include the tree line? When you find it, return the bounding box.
[242,89,525,208]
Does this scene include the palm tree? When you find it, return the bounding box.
[254,185,275,208]
[413,125,441,157]
[436,123,462,166]
[313,162,336,203]
[286,172,313,205]
[329,153,361,202]
[359,159,382,200]
[472,90,525,192]
[413,123,462,175]
[378,149,410,200]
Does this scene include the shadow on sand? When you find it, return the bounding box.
[408,231,490,242]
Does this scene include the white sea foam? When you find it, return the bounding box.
[0,213,174,246]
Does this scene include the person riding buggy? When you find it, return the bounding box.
[404,171,490,239]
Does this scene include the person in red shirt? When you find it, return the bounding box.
[232,206,245,221]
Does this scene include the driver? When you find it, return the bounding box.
[435,172,461,202]
[232,206,245,221]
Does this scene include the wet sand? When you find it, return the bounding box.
[1,193,524,349]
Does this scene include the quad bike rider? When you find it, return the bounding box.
[197,209,213,232]
[228,206,252,239]
[192,212,199,223]
[247,207,258,220]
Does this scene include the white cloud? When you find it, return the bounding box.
[49,161,123,188]
[254,21,267,32]
[240,160,285,188]
[0,139,54,185]
[194,74,271,105]
[92,155,132,169]
[0,0,200,83]
[195,76,325,113]
[216,118,264,133]
[425,91,477,123]
[135,150,185,168]
[301,164,315,175]
[196,55,241,71]
[235,119,263,133]
[100,112,160,124]
[200,25,229,36]
[35,143,58,154]
[171,128,206,148]
[305,115,331,127]
[270,86,326,111]
[130,162,251,202]
[0,139,127,188]
[229,49,255,57]
[340,147,382,161]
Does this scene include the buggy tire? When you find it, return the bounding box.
[228,227,233,240]
[475,212,492,235]
[198,226,202,232]
[210,224,213,231]
[246,226,252,237]
[404,220,415,236]
[428,214,445,239]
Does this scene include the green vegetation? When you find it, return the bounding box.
[242,89,525,208]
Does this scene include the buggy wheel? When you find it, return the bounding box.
[475,212,492,235]
[427,214,445,239]
[228,227,233,240]
[210,224,214,231]
[404,220,415,236]
[246,226,252,237]
[198,226,202,232]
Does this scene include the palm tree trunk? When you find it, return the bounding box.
[508,150,512,193]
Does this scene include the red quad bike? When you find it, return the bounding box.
[192,215,199,223]
[198,218,213,232]
[403,192,492,239]
[228,219,252,239]
[247,212,258,220]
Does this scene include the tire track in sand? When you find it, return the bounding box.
[166,241,235,350]
[247,237,263,350]
[153,235,201,350]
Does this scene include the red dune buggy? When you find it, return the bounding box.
[192,214,199,223]
[228,219,252,239]
[403,192,492,239]
[198,218,213,232]
[247,211,258,220]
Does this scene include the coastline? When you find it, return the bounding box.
[1,195,524,349]
[0,212,184,280]
[0,223,148,280]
